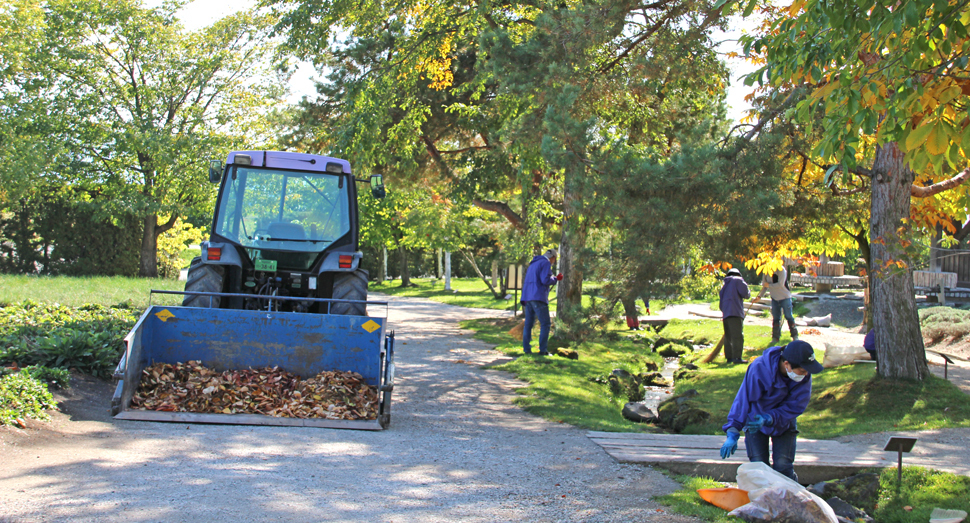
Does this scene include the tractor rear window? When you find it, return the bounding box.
[214,167,351,255]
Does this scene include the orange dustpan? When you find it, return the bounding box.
[696,488,750,511]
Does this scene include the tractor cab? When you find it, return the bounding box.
[184,151,383,315]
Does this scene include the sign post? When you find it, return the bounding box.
[508,264,524,317]
[883,437,917,492]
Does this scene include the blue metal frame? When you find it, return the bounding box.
[112,304,395,430]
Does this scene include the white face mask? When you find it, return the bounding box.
[787,369,806,382]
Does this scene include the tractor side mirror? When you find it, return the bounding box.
[370,174,386,199]
[208,160,223,184]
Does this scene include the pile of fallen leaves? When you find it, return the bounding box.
[131,361,379,420]
[801,328,823,336]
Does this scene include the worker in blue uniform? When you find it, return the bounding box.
[718,340,824,481]
[521,248,563,355]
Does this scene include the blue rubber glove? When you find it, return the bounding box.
[745,413,773,433]
[720,428,740,459]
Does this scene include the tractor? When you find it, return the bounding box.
[183,150,385,315]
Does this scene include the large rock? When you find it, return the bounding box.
[555,348,578,360]
[657,343,691,358]
[638,372,669,387]
[622,402,659,423]
[809,473,880,512]
[670,408,711,433]
[826,497,873,522]
[656,389,706,432]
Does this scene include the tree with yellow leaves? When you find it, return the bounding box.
[729,0,970,380]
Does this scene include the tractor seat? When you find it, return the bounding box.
[267,222,306,240]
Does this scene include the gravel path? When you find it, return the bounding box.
[0,295,693,523]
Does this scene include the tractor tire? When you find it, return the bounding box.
[330,269,368,316]
[182,256,225,308]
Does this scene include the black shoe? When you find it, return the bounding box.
[538,352,549,356]
[729,358,748,365]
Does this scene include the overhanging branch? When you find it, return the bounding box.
[473,198,524,228]
[911,167,970,198]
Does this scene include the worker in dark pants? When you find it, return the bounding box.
[762,265,798,344]
[719,340,824,481]
[521,248,563,355]
[719,268,750,364]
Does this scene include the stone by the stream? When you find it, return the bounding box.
[826,497,874,523]
[622,402,659,423]
[657,343,691,358]
[808,473,880,512]
[555,348,578,360]
[656,389,710,433]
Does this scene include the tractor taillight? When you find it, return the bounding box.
[207,247,222,261]
[338,255,353,268]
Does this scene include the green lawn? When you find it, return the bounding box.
[371,277,607,312]
[0,274,186,308]
[655,467,970,523]
[461,316,666,432]
[461,316,970,438]
[671,324,970,438]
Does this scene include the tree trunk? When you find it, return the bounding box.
[139,214,159,277]
[869,142,928,380]
[377,246,387,282]
[444,251,452,290]
[461,250,503,298]
[397,244,412,287]
[556,176,588,337]
[437,248,443,278]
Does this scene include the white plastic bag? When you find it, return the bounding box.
[732,463,837,523]
[822,345,870,368]
[736,462,804,499]
[729,485,838,523]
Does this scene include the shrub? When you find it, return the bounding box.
[677,271,722,301]
[0,369,57,425]
[0,301,137,378]
[157,219,206,279]
[920,306,970,340]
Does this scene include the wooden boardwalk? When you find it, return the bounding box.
[587,432,892,484]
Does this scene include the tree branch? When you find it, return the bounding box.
[911,167,970,198]
[472,198,524,228]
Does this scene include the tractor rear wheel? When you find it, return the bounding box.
[182,256,225,308]
[330,269,368,316]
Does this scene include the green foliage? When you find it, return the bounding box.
[678,272,723,302]
[0,369,57,425]
[0,185,142,276]
[920,306,970,341]
[653,474,736,523]
[25,366,71,389]
[0,0,285,277]
[874,467,970,523]
[0,301,137,378]
[156,219,206,279]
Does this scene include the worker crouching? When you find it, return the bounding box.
[719,340,824,482]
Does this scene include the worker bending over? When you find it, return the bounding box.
[719,340,823,481]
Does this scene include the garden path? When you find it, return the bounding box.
[0,294,695,523]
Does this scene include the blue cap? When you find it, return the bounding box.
[782,340,823,374]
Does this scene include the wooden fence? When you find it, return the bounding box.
[940,249,970,287]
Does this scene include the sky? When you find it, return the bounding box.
[174,1,758,122]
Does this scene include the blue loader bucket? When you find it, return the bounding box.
[111,305,394,430]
